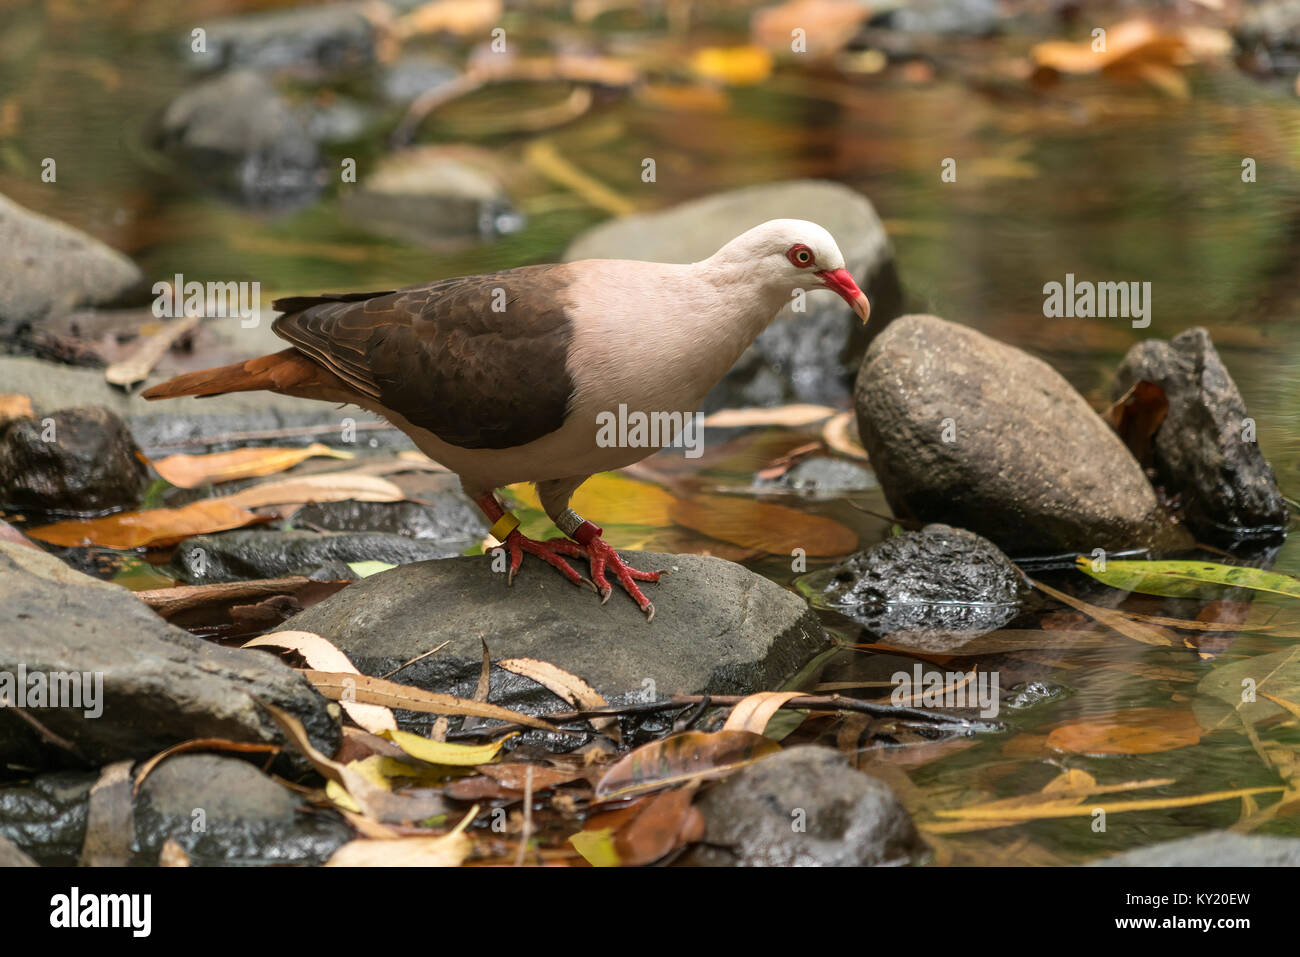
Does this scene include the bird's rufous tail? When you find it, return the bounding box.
[140,349,327,401]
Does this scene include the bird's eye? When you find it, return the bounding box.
[786,244,815,268]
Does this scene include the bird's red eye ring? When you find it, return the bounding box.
[787,244,815,268]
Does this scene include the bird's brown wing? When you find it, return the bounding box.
[271,265,576,450]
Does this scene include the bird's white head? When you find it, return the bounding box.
[708,218,871,323]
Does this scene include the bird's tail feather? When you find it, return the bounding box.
[141,349,324,400]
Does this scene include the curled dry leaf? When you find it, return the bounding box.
[245,631,396,733]
[378,728,516,767]
[221,471,405,509]
[595,730,781,799]
[822,410,869,460]
[702,404,836,428]
[326,805,478,867]
[152,443,353,489]
[722,691,809,735]
[497,657,617,738]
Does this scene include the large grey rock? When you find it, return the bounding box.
[276,552,829,718]
[0,406,149,515]
[0,193,143,335]
[1113,328,1287,543]
[187,2,377,77]
[679,746,924,866]
[1092,832,1300,866]
[155,70,323,206]
[171,528,473,584]
[564,180,904,410]
[0,542,339,771]
[808,523,1024,648]
[855,315,1182,555]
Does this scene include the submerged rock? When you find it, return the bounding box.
[1113,328,1288,543]
[187,3,377,77]
[679,746,924,866]
[155,70,323,206]
[276,552,830,723]
[0,406,149,514]
[0,192,144,338]
[1092,832,1300,866]
[811,524,1024,647]
[171,528,473,584]
[564,180,904,410]
[340,146,523,245]
[854,315,1182,555]
[755,456,877,494]
[0,542,339,772]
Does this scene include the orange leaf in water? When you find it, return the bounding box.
[25,499,266,549]
[673,494,857,556]
[1046,707,1202,755]
[152,443,352,488]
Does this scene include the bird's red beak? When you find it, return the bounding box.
[817,268,870,323]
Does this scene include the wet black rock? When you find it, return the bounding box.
[0,771,92,866]
[0,192,144,339]
[171,528,473,584]
[188,3,377,78]
[755,456,877,494]
[1092,832,1300,866]
[133,755,351,865]
[855,315,1184,555]
[291,497,486,543]
[0,542,339,772]
[564,180,904,410]
[276,552,830,727]
[0,756,352,866]
[0,406,149,514]
[679,746,924,866]
[811,523,1025,649]
[155,70,323,206]
[1235,0,1300,76]
[1113,328,1288,543]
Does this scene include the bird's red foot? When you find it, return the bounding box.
[503,529,593,591]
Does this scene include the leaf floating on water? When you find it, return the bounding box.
[595,730,780,799]
[1046,708,1202,755]
[26,499,266,549]
[1028,577,1175,646]
[1076,557,1300,602]
[673,494,858,556]
[1194,645,1300,732]
[152,443,352,488]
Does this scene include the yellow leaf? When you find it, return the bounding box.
[569,827,621,867]
[691,45,774,85]
[379,728,517,766]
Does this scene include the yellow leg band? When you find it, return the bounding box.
[488,512,521,543]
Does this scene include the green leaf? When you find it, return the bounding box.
[347,560,397,578]
[1076,557,1300,602]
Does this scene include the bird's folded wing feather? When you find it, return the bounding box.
[271,265,576,450]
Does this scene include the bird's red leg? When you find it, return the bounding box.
[553,508,665,621]
[473,493,590,590]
